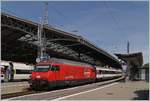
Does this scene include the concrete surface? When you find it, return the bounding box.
[5,77,122,100]
[61,81,149,100]
[1,81,29,95]
[4,78,148,100]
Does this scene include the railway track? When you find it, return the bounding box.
[2,76,124,100]
[2,90,38,99]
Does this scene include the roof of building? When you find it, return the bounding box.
[2,12,121,68]
[115,52,143,67]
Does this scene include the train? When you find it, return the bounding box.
[29,58,123,90]
[0,60,34,82]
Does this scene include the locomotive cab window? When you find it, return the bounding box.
[51,65,60,71]
[35,65,50,72]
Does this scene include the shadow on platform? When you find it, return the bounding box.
[133,89,149,100]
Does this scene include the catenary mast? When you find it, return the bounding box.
[37,2,49,62]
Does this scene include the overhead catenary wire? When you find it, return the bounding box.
[103,1,124,35]
[49,3,124,55]
[103,1,128,53]
[48,5,79,32]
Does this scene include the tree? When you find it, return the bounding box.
[143,63,149,68]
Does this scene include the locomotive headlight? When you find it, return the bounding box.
[36,75,41,78]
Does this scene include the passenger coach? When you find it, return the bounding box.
[0,61,34,81]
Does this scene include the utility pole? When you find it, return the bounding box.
[43,2,49,25]
[127,41,129,54]
[37,18,43,59]
[42,2,49,57]
[37,2,49,62]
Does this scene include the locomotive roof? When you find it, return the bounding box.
[37,58,92,67]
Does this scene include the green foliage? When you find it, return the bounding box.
[143,63,149,68]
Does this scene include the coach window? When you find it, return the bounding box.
[16,69,31,74]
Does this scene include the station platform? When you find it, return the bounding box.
[55,81,149,100]
[1,81,29,95]
[5,78,149,100]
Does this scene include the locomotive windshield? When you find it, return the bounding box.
[34,65,50,72]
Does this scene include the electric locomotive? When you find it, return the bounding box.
[29,59,96,90]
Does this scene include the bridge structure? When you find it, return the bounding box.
[1,12,121,68]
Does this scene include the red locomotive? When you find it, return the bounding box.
[29,58,122,90]
[29,58,96,90]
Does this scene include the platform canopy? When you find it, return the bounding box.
[115,52,143,80]
[1,12,121,68]
[115,52,143,67]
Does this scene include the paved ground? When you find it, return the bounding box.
[3,78,148,100]
[1,81,28,87]
[60,81,149,100]
[4,77,122,100]
[1,81,29,95]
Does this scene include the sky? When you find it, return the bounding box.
[1,1,149,64]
